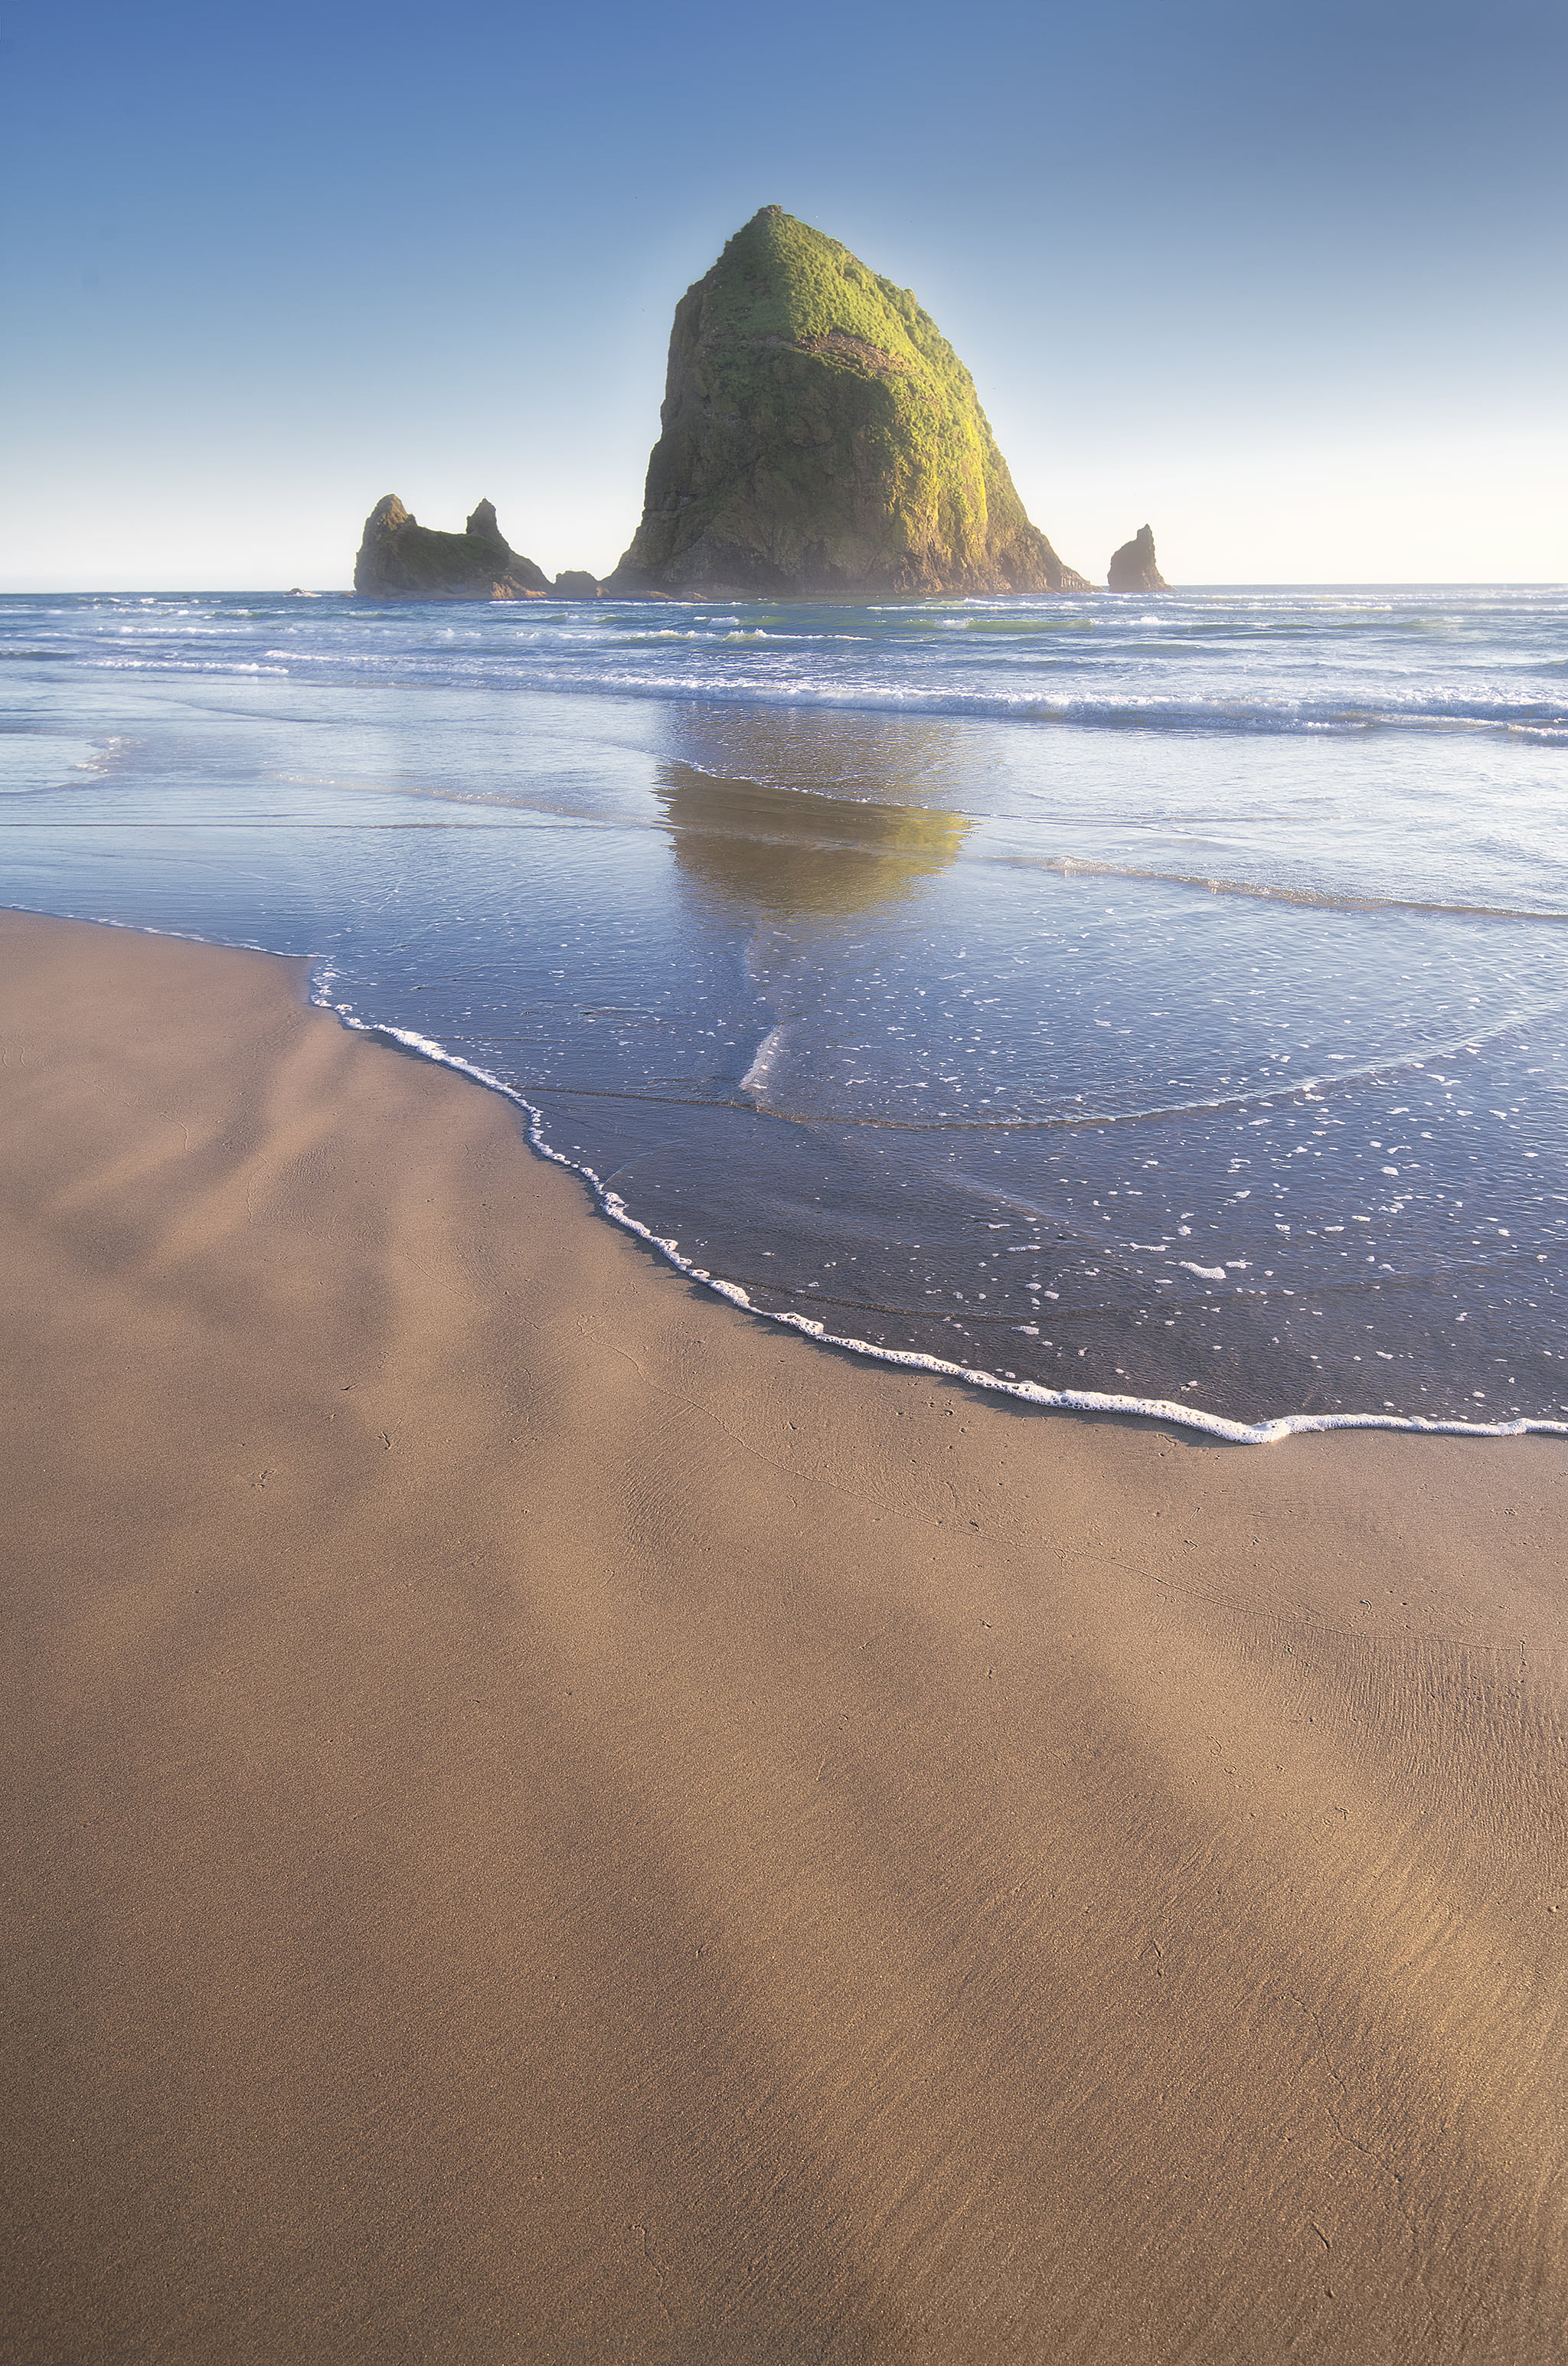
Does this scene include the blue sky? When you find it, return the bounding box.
[2,0,1563,587]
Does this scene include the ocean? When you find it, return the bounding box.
[3,582,1566,1442]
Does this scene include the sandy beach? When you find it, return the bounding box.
[2,906,1564,2364]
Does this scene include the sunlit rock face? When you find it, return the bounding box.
[606,207,1086,599]
[1107,524,1168,592]
[353,497,550,600]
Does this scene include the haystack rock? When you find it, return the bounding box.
[552,570,603,599]
[606,207,1086,599]
[353,496,550,600]
[1107,525,1168,593]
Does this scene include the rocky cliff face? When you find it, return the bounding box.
[606,208,1086,598]
[354,497,550,599]
[1107,525,1168,593]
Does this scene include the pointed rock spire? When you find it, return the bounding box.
[1107,525,1168,593]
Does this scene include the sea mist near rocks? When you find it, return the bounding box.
[3,583,1566,1437]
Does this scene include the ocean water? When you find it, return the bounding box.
[3,583,1566,1441]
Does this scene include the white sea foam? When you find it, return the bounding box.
[0,734,105,792]
[738,1026,782,1096]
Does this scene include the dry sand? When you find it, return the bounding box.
[2,908,1564,2365]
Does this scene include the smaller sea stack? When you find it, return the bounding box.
[1107,525,1168,593]
[354,497,550,600]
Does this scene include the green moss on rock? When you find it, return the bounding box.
[607,208,1086,597]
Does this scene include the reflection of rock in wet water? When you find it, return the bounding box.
[654,705,977,917]
[662,700,988,803]
[655,763,972,917]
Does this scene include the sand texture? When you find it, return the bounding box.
[2,910,1565,2365]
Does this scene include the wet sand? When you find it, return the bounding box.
[2,908,1564,2365]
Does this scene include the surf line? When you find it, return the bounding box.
[316,979,1568,1452]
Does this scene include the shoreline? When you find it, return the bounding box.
[3,908,1565,2362]
[338,995,1568,1443]
[32,907,1568,1446]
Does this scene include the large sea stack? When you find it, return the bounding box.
[1107,524,1168,593]
[354,497,550,599]
[606,208,1086,599]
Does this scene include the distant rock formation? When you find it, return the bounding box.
[606,207,1086,599]
[1107,525,1168,593]
[551,570,603,599]
[354,497,550,600]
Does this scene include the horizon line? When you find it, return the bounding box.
[2,580,1565,599]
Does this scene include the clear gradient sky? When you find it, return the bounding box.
[2,0,1563,589]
